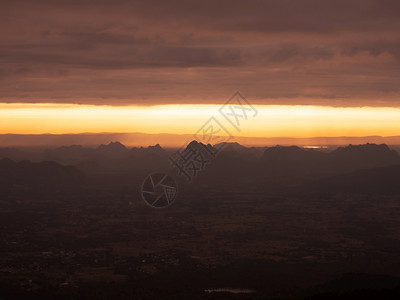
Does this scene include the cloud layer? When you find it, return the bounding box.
[1,0,400,106]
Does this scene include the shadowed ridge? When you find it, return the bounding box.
[328,143,400,172]
[0,159,85,188]
[331,143,398,157]
[314,164,400,194]
[262,145,324,163]
[97,141,127,151]
[130,143,168,157]
[0,157,15,166]
[214,142,246,152]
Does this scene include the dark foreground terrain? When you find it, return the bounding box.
[1,142,400,299]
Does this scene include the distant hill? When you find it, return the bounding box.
[261,145,325,175]
[130,143,168,159]
[261,143,400,177]
[314,164,400,194]
[0,158,84,188]
[329,143,399,172]
[214,142,268,158]
[215,142,247,152]
[97,141,127,153]
[75,142,169,179]
[21,142,168,166]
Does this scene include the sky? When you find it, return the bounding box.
[1,0,400,142]
[2,103,400,138]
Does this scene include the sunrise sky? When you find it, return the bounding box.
[1,0,400,144]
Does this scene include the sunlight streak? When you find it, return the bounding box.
[1,103,400,138]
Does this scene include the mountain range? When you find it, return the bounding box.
[0,158,84,189]
[1,141,400,194]
[2,132,400,148]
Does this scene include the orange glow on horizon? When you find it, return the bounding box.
[1,103,400,138]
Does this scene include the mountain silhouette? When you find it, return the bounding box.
[215,142,268,158]
[0,158,84,188]
[314,164,400,194]
[98,141,127,151]
[260,143,400,178]
[130,143,168,159]
[1,141,400,189]
[75,142,169,182]
[262,145,325,175]
[215,142,247,152]
[42,145,93,165]
[329,143,399,172]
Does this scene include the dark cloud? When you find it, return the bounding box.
[1,0,400,106]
